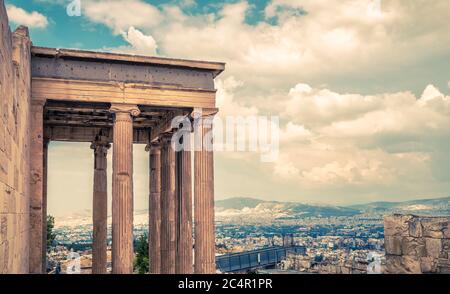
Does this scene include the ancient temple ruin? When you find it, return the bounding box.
[384,214,450,274]
[0,1,224,274]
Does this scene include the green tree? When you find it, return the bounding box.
[47,215,56,252]
[134,233,149,274]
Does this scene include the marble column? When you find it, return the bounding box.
[110,104,140,274]
[42,139,49,273]
[91,136,110,274]
[29,100,45,274]
[176,144,193,273]
[160,134,176,274]
[146,142,161,274]
[194,110,216,274]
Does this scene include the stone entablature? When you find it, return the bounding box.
[384,214,450,274]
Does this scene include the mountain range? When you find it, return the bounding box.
[215,196,450,221]
[54,196,450,228]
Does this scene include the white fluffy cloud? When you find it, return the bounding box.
[72,0,450,95]
[83,0,162,34]
[215,76,258,117]
[41,0,450,203]
[6,5,48,28]
[285,84,383,127]
[123,26,157,55]
[212,80,450,200]
[274,83,450,194]
[115,26,158,55]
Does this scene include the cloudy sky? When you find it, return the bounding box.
[5,0,450,216]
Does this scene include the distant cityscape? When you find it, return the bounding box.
[48,196,450,274]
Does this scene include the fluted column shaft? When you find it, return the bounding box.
[160,134,176,274]
[194,112,216,274]
[91,138,110,274]
[176,147,193,273]
[147,143,161,274]
[110,104,140,274]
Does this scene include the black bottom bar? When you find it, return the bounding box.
[1,274,449,293]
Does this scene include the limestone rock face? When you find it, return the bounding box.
[442,239,450,253]
[438,259,450,274]
[384,214,413,237]
[421,218,446,238]
[401,237,426,257]
[385,236,402,255]
[420,257,437,273]
[425,238,442,259]
[409,218,423,238]
[386,255,421,274]
[0,0,32,274]
[384,214,450,274]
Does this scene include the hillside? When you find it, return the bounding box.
[215,196,450,221]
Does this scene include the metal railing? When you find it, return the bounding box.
[216,245,306,273]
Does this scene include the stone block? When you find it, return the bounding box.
[0,150,8,184]
[384,215,450,274]
[0,123,5,152]
[0,214,7,243]
[385,236,402,255]
[425,238,442,259]
[0,240,9,274]
[420,257,437,273]
[443,226,450,239]
[6,214,15,243]
[409,217,422,238]
[3,124,11,159]
[442,239,450,252]
[436,259,450,273]
[421,218,446,238]
[384,214,412,237]
[0,184,14,214]
[386,255,421,274]
[401,237,426,257]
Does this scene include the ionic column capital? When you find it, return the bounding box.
[191,107,218,118]
[145,141,162,154]
[160,133,174,147]
[109,103,141,117]
[90,136,111,155]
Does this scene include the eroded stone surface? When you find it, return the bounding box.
[384,214,413,237]
[409,218,422,238]
[422,219,446,238]
[0,0,32,274]
[420,257,437,273]
[385,236,402,255]
[384,214,450,274]
[385,255,421,274]
[401,237,426,257]
[425,238,442,259]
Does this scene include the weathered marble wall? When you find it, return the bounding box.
[0,0,32,274]
[281,252,385,274]
[384,214,450,274]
